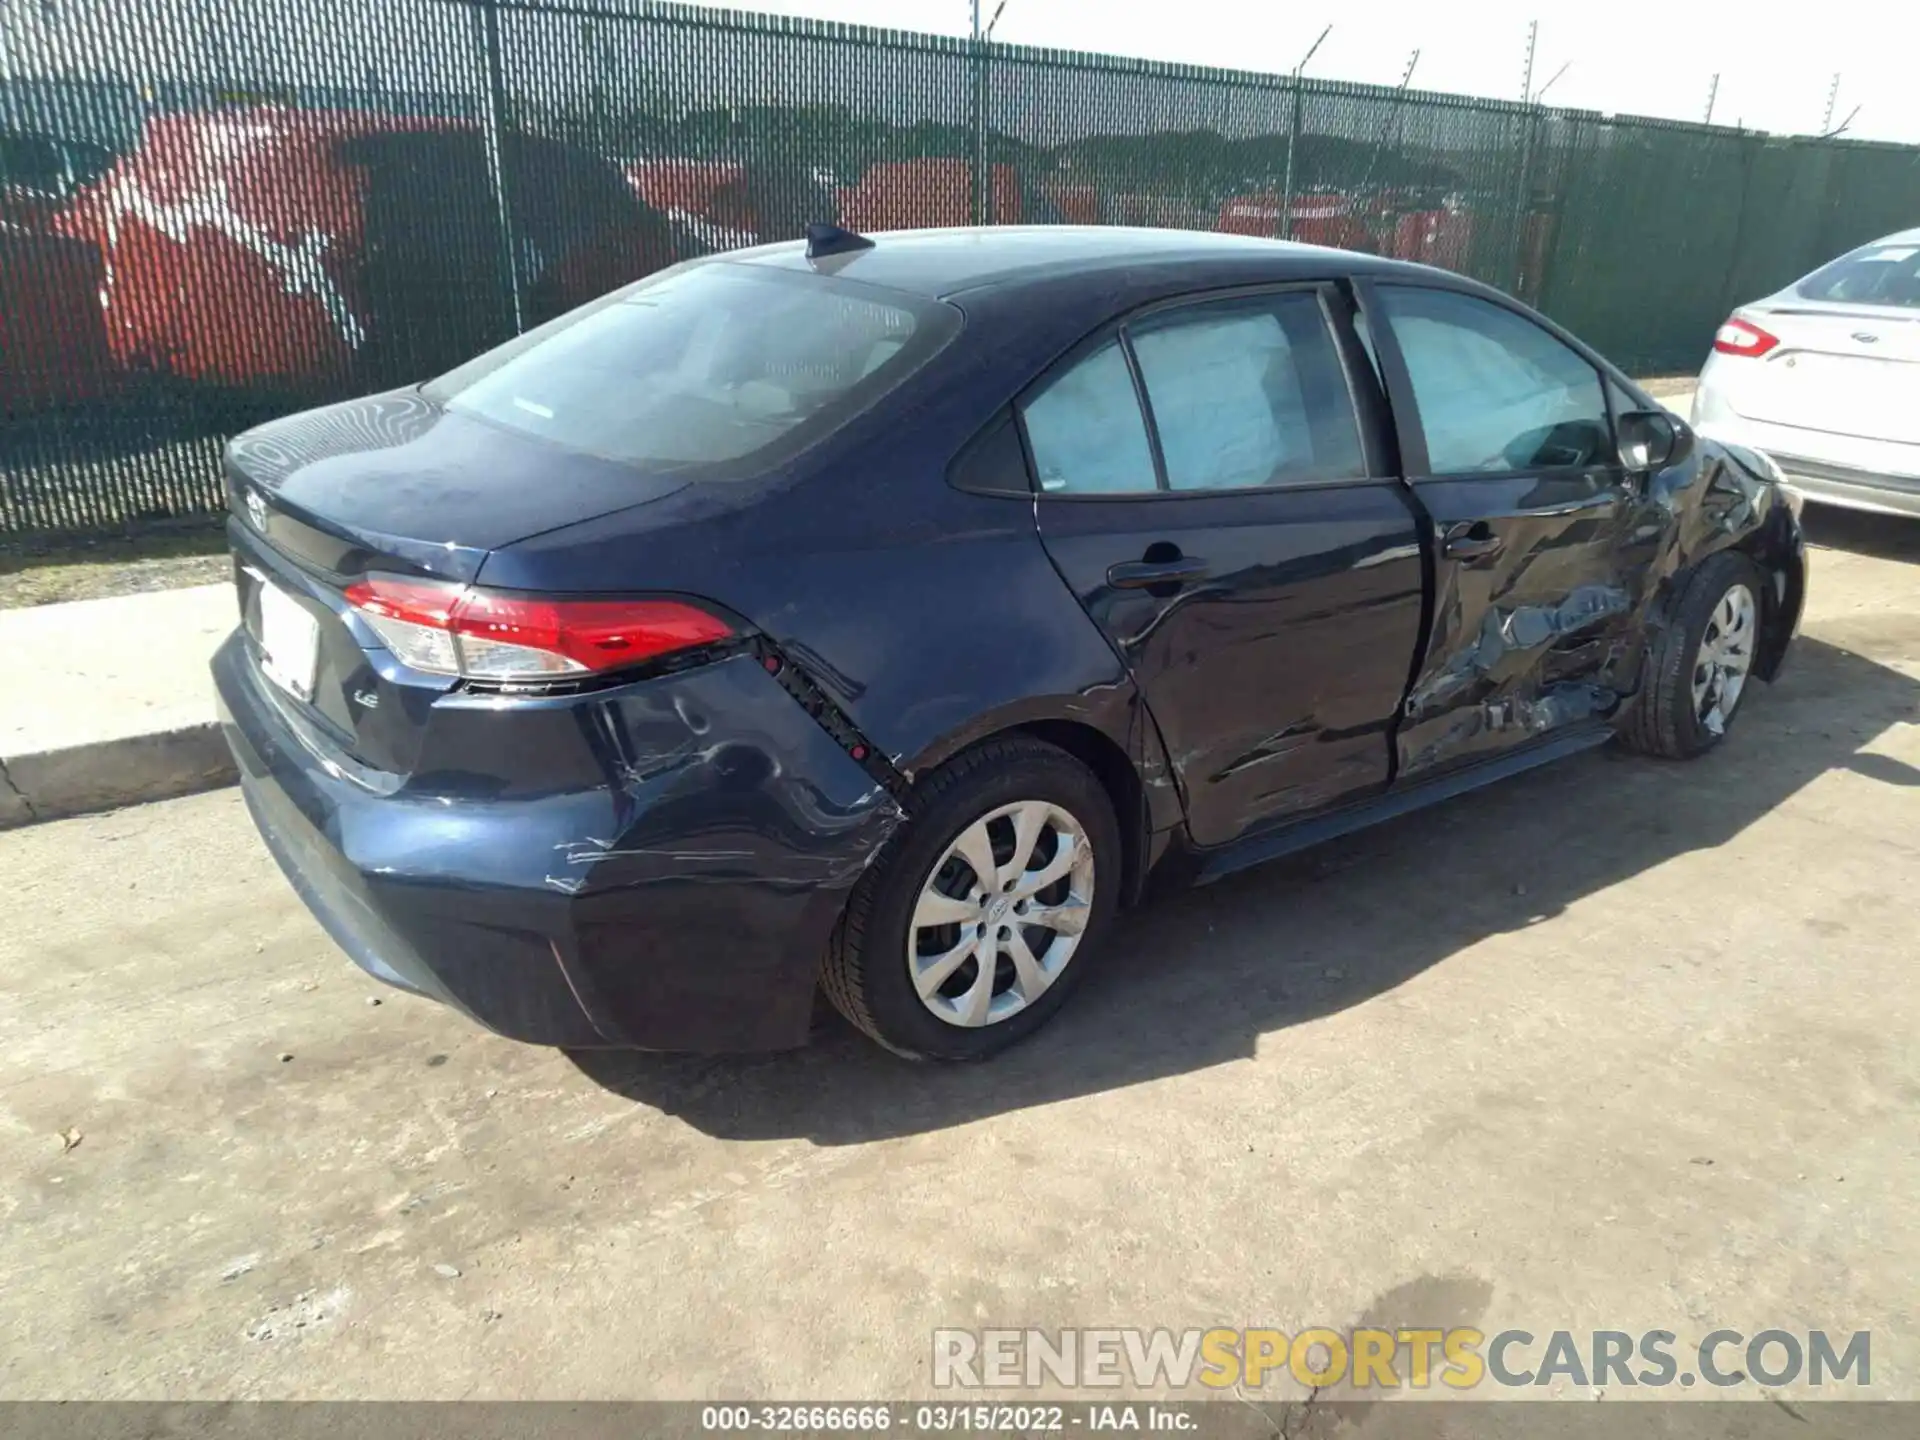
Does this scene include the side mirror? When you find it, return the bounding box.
[1617,408,1694,472]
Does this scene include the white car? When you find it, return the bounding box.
[1693,227,1920,518]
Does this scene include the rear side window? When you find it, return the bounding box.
[1130,293,1364,490]
[1020,340,1159,494]
[1797,242,1920,308]
[1379,286,1609,475]
[427,263,958,473]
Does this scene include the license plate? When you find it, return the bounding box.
[258,580,320,702]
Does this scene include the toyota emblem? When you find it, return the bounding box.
[1853,331,1881,344]
[245,487,269,532]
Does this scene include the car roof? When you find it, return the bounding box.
[1869,226,1920,248]
[724,225,1415,300]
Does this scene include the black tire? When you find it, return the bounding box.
[1618,550,1766,760]
[821,736,1122,1061]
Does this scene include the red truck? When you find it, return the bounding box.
[61,106,685,395]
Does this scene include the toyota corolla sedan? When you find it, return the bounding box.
[213,225,1806,1061]
[1695,227,1920,517]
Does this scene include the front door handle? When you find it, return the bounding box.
[1442,522,1504,562]
[1107,556,1212,589]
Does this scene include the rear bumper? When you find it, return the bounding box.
[1768,456,1920,520]
[213,632,902,1051]
[1692,381,1920,519]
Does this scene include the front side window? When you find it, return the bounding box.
[427,262,957,474]
[1019,340,1158,495]
[1379,286,1609,475]
[1130,292,1364,491]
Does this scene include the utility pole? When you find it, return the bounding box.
[1821,73,1840,134]
[1703,73,1720,125]
[1279,24,1331,241]
[1520,20,1537,107]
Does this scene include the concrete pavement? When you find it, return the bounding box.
[0,583,235,827]
[0,508,1916,1402]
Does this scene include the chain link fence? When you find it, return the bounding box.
[4,0,1919,542]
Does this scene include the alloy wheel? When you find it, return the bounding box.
[1692,581,1756,737]
[906,800,1096,1028]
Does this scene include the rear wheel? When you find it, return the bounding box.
[821,736,1120,1061]
[1619,551,1765,759]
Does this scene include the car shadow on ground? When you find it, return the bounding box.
[568,635,1920,1143]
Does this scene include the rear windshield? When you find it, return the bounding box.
[1797,242,1920,309]
[425,262,958,473]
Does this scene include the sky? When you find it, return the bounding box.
[690,0,1917,143]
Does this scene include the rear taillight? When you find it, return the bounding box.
[1713,317,1780,358]
[344,575,733,683]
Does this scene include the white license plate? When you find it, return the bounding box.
[257,580,320,702]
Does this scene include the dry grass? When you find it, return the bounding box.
[0,528,229,609]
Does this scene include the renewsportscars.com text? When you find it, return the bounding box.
[932,1327,1871,1391]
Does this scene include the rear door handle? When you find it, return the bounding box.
[1107,557,1212,589]
[1442,523,1504,561]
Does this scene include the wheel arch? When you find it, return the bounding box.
[1014,718,1151,910]
[1733,507,1806,683]
[1646,463,1806,690]
[903,699,1165,911]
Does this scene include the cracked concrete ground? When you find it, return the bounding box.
[0,508,1916,1404]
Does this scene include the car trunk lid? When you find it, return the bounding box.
[223,391,692,775]
[1734,302,1920,446]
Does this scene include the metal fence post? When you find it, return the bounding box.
[971,47,988,222]
[1279,78,1303,240]
[1716,129,1761,324]
[474,0,525,333]
[1507,106,1539,294]
[1530,113,1577,315]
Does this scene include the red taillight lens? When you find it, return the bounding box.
[1713,317,1780,358]
[344,576,733,683]
[451,591,734,678]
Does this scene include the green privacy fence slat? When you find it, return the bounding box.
[5,0,1920,542]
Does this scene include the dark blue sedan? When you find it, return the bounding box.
[213,225,1806,1060]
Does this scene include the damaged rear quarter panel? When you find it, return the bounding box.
[426,653,905,1049]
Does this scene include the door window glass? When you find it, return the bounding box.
[1019,340,1158,494]
[1380,286,1609,474]
[1130,293,1365,490]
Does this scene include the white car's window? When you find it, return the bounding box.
[1129,294,1365,491]
[1020,341,1158,494]
[1380,287,1610,476]
[1798,244,1920,308]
